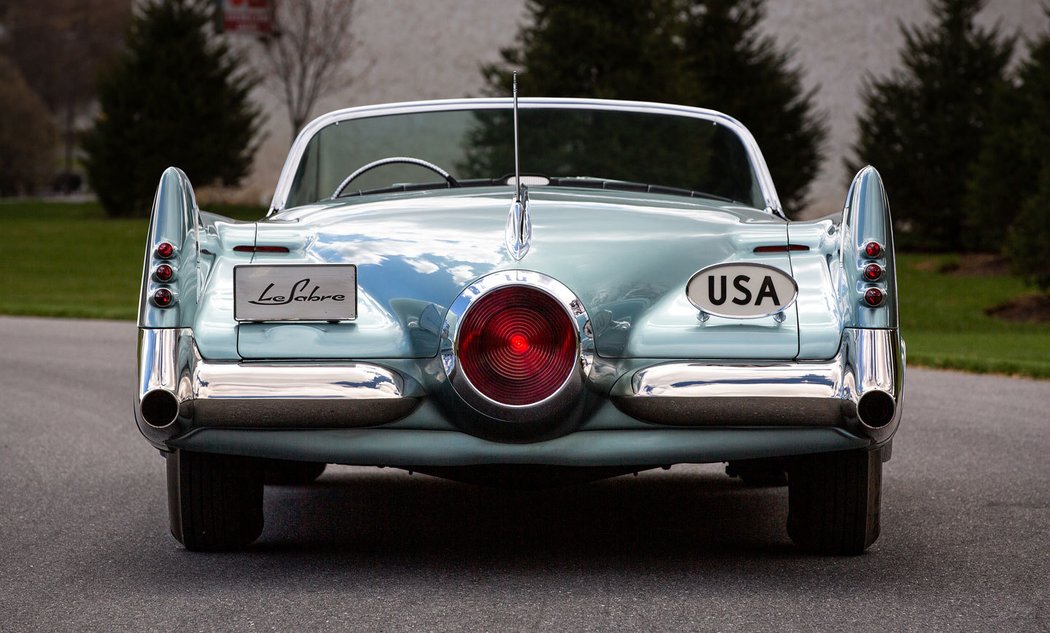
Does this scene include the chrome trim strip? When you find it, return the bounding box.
[615,328,904,442]
[194,363,404,400]
[440,270,594,422]
[268,98,783,217]
[504,187,532,261]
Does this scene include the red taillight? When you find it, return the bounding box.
[864,241,883,258]
[154,264,174,282]
[458,286,576,406]
[152,288,174,308]
[863,287,884,307]
[863,263,883,281]
[156,242,175,259]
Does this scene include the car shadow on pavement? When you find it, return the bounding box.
[249,464,795,562]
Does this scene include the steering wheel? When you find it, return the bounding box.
[332,156,459,197]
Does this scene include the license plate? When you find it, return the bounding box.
[234,265,357,322]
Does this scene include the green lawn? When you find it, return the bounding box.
[896,254,1050,378]
[2,201,1048,377]
[0,200,263,320]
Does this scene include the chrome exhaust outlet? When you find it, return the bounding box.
[136,328,195,443]
[857,390,895,428]
[140,389,180,428]
[843,328,905,441]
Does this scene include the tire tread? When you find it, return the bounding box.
[787,448,881,555]
[167,450,264,551]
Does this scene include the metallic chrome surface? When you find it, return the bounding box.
[842,327,905,441]
[839,167,898,328]
[269,98,783,217]
[440,270,593,422]
[135,327,418,447]
[512,73,522,201]
[136,328,196,442]
[503,188,531,261]
[614,327,904,442]
[138,167,203,329]
[192,362,416,427]
[332,156,456,198]
[194,363,404,400]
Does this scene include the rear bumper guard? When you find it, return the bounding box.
[610,328,904,443]
[135,329,420,447]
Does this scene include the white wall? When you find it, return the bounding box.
[230,0,1046,218]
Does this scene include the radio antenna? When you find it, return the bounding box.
[512,71,521,202]
[504,72,531,261]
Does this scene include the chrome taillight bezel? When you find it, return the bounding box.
[440,271,593,422]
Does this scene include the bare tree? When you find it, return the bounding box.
[2,0,130,180]
[255,0,359,140]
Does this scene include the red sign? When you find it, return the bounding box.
[220,0,273,35]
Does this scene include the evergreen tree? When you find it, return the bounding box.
[971,22,1050,290]
[82,0,262,217]
[1007,167,1050,293]
[961,78,1028,250]
[482,0,681,102]
[850,0,1013,251]
[677,0,826,213]
[483,0,826,214]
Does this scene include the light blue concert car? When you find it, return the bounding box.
[135,98,904,554]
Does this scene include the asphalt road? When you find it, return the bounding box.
[1,316,1048,632]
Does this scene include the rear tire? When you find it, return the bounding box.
[166,450,264,551]
[787,448,882,555]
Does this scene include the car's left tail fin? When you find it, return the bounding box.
[138,167,201,328]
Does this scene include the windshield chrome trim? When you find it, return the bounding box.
[268,98,783,218]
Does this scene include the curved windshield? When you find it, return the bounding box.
[285,107,765,209]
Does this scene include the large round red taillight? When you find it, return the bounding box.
[457,286,577,406]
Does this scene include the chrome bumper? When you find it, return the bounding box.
[611,328,905,443]
[136,327,904,450]
[135,329,420,447]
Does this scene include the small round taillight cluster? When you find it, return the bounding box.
[152,288,175,307]
[457,286,577,406]
[150,242,177,309]
[860,241,885,308]
[154,263,174,282]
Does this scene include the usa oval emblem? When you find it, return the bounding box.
[686,263,798,318]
